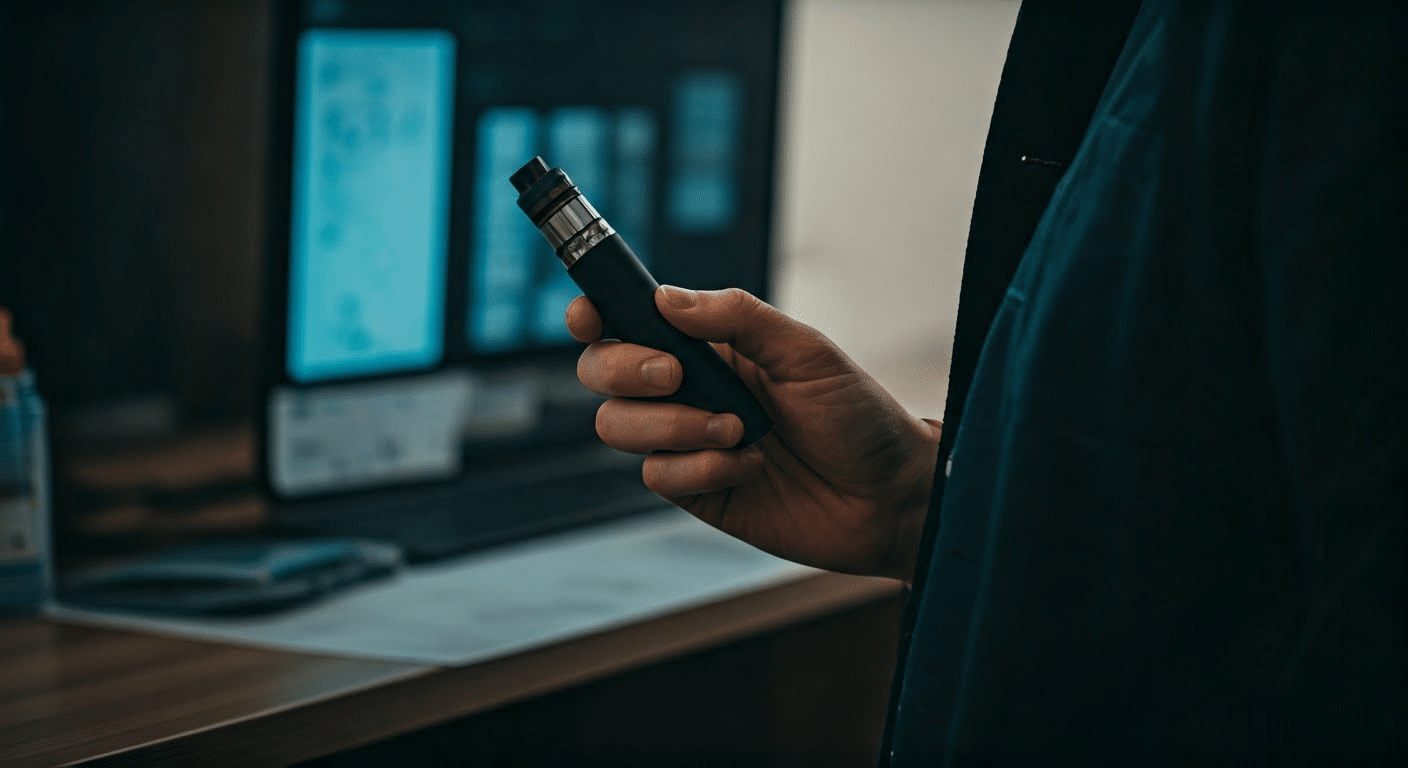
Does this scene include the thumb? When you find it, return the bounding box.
[655,286,843,378]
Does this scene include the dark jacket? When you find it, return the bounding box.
[885,1,1407,763]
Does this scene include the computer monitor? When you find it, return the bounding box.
[259,0,785,500]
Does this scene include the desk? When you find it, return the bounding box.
[2,571,902,767]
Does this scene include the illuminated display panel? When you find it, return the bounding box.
[287,29,456,383]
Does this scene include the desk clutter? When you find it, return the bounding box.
[50,424,814,667]
[60,537,402,615]
[50,507,815,666]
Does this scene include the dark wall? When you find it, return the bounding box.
[1,0,270,434]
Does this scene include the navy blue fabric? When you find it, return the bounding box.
[888,2,1407,763]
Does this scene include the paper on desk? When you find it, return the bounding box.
[48,508,818,666]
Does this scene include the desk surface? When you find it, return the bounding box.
[1,570,899,767]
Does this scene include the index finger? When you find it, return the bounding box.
[566,295,604,343]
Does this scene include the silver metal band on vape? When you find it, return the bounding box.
[538,195,616,268]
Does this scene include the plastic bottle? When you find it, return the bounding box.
[0,308,51,615]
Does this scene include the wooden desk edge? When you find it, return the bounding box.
[69,571,902,767]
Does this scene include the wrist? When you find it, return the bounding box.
[883,417,942,585]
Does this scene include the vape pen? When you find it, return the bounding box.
[510,156,773,448]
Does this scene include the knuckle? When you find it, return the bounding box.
[715,287,767,328]
[660,407,686,441]
[697,449,731,480]
[593,400,615,441]
[594,399,628,445]
[576,350,594,386]
[716,287,751,312]
[640,455,671,495]
[577,341,632,393]
[576,350,607,393]
[607,357,640,390]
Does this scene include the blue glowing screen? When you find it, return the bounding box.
[286,29,456,383]
[668,72,742,234]
[285,42,738,366]
[468,107,659,353]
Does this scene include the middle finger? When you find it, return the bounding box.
[595,399,743,454]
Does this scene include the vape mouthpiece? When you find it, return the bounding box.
[512,156,584,230]
[509,156,549,193]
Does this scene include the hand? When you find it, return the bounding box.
[569,286,941,583]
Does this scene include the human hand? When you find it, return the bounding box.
[569,286,941,583]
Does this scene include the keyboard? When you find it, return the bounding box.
[270,457,668,564]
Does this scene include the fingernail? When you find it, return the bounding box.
[706,414,739,446]
[640,356,675,390]
[661,285,698,309]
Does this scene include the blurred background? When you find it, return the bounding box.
[0,0,1019,565]
[776,0,1017,420]
[0,0,1018,432]
[0,1,1024,763]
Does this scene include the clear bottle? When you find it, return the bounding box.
[0,308,51,615]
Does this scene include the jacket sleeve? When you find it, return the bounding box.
[1253,5,1407,753]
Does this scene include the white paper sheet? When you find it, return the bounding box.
[49,508,817,666]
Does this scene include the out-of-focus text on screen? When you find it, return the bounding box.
[287,29,456,384]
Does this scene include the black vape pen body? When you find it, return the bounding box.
[511,157,773,447]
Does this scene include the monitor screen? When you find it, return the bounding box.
[262,0,784,498]
[288,29,457,383]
